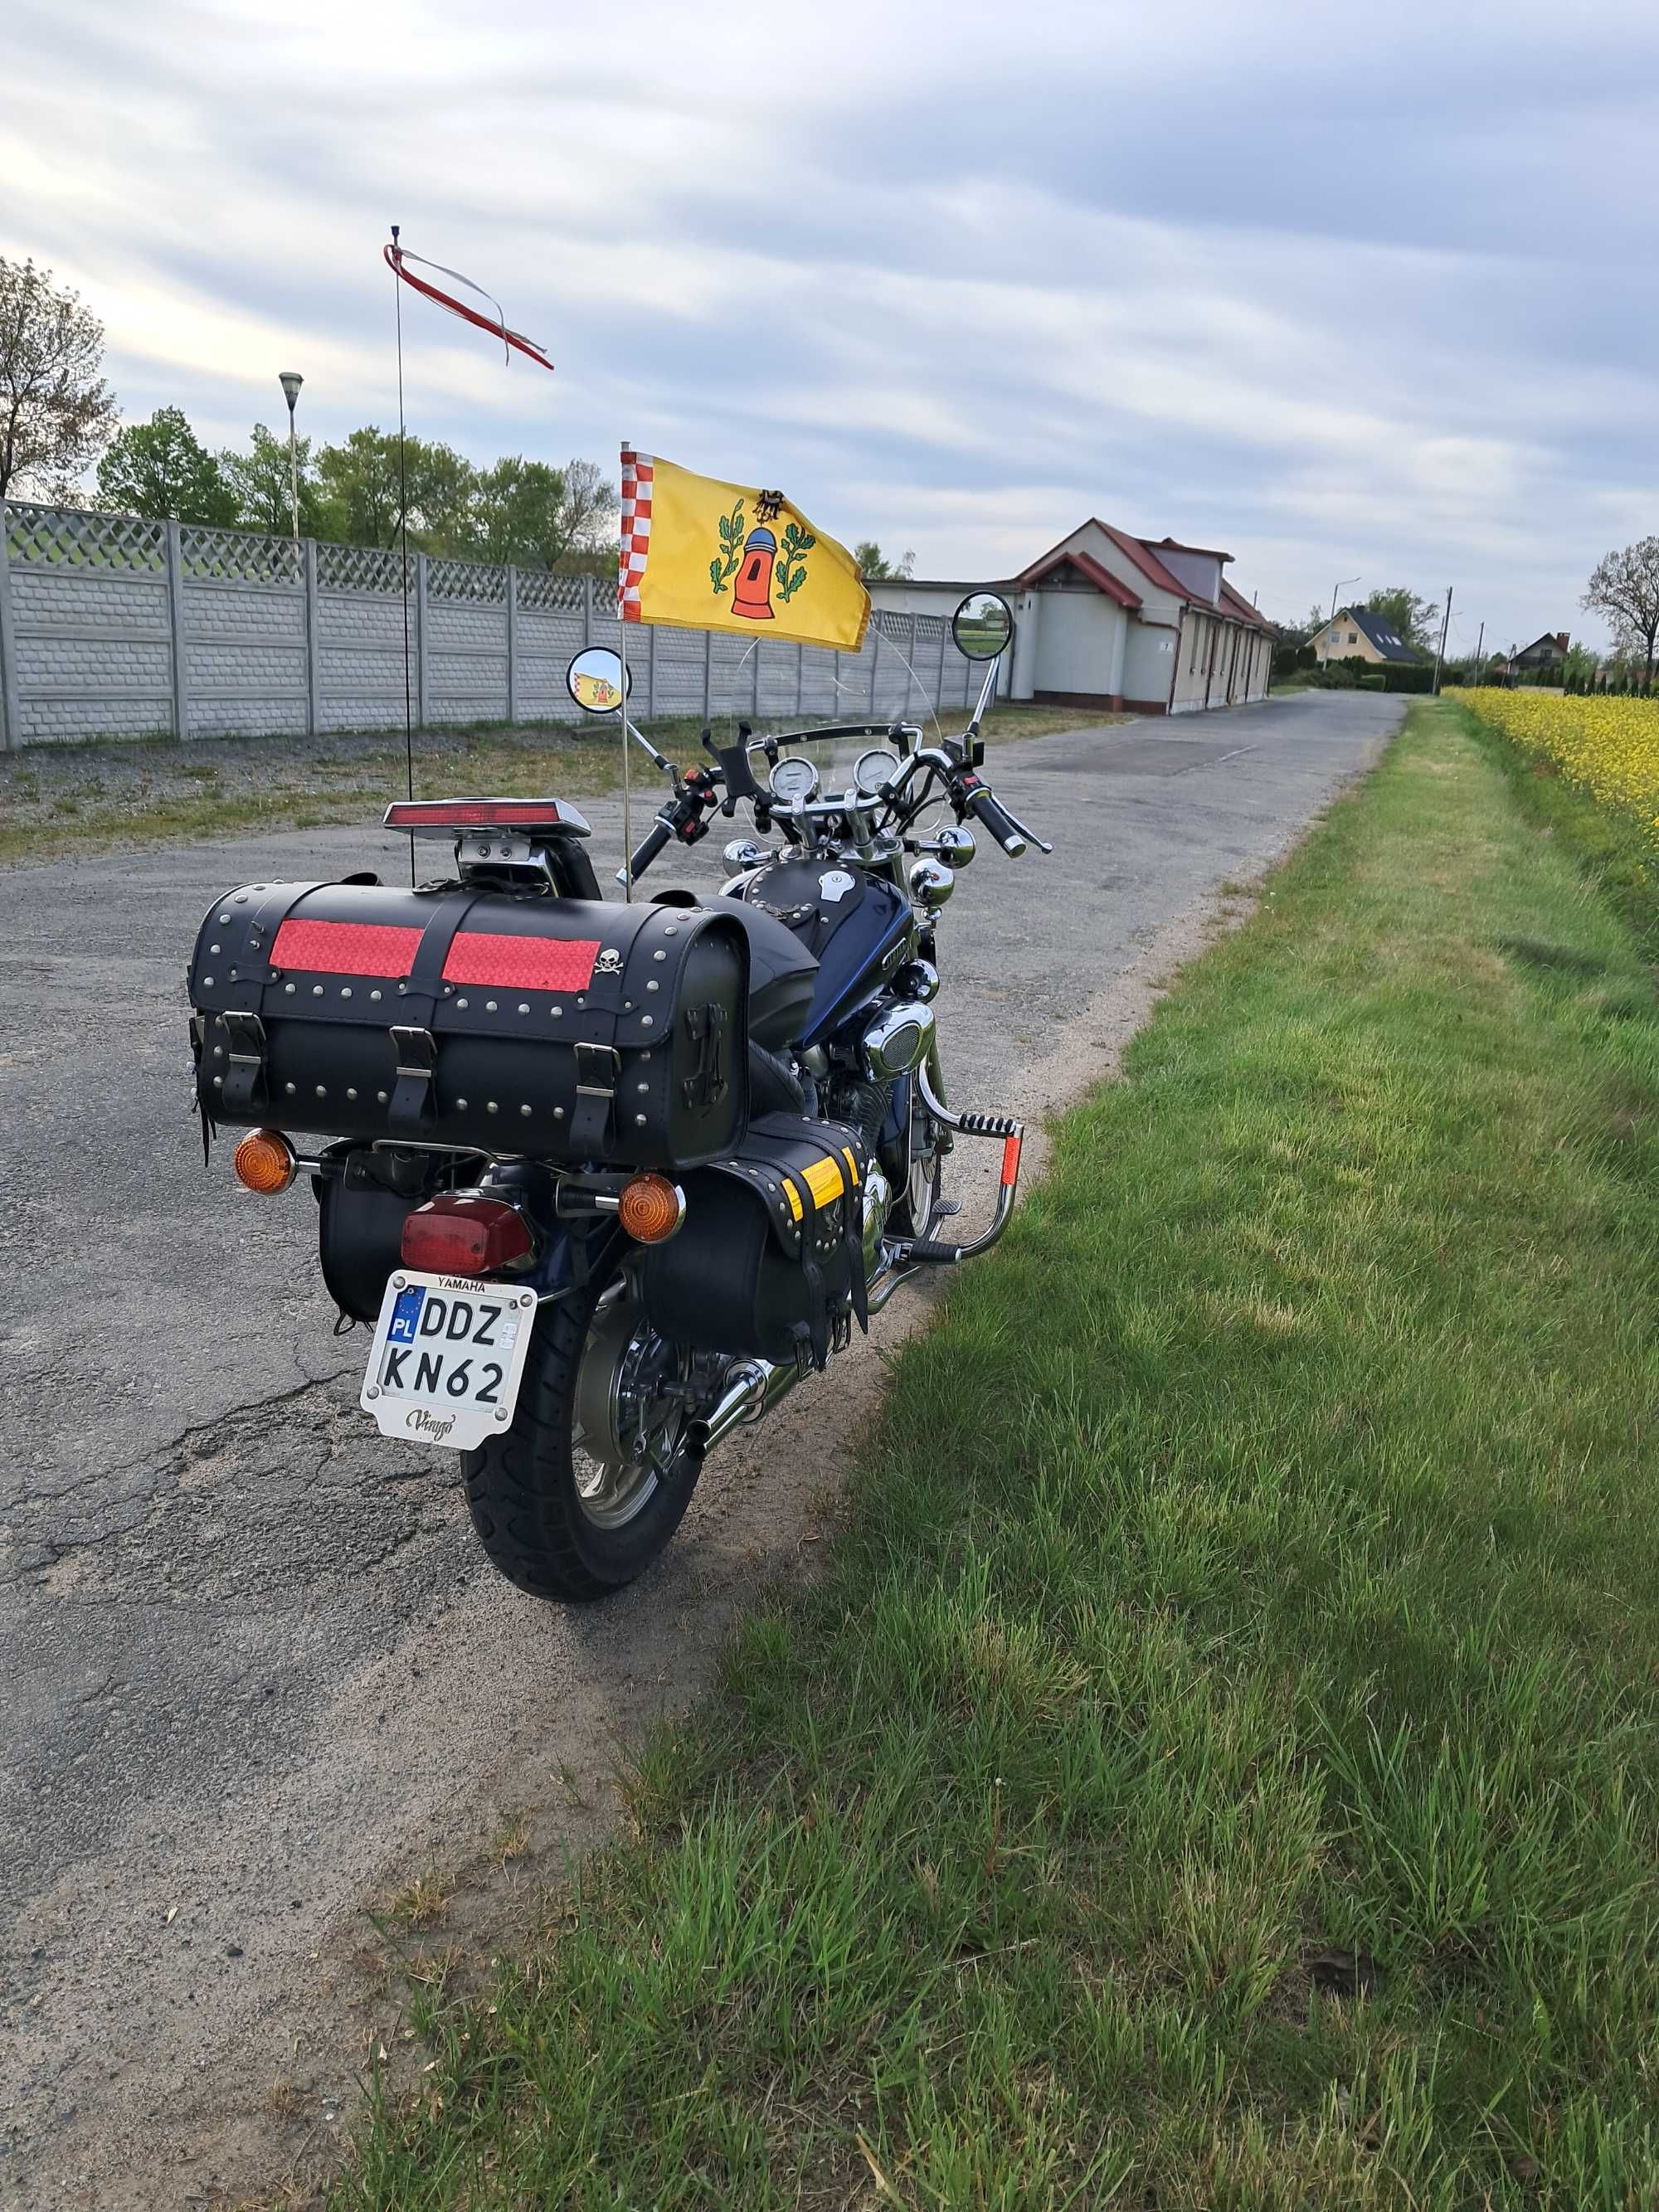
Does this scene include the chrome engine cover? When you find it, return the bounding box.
[860,1001,937,1081]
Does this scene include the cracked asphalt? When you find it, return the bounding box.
[0,691,1401,2204]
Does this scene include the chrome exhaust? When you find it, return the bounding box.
[687,1355,803,1458]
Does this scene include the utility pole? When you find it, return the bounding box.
[278,371,304,546]
[1431,586,1452,695]
[1471,620,1484,687]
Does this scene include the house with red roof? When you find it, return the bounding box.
[866,518,1274,714]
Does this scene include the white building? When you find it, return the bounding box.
[868,516,1274,714]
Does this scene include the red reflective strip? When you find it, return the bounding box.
[441,932,600,991]
[1000,1132,1023,1187]
[384,799,570,828]
[270,918,423,976]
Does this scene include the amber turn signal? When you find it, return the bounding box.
[233,1127,298,1196]
[617,1172,686,1244]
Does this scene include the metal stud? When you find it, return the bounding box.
[233,893,248,905]
[218,912,231,924]
[550,1005,562,1018]
[213,1045,224,1058]
[340,985,352,999]
[285,982,295,994]
[228,969,238,981]
[212,1074,221,1087]
[635,1112,648,1126]
[518,1001,529,1015]
[370,989,382,1002]
[520,1103,532,1117]
[624,1000,633,1012]
[210,942,221,955]
[456,996,469,1009]
[487,1101,499,1114]
[315,1085,327,1098]
[202,975,214,988]
[637,1082,649,1094]
[456,1096,468,1110]
[663,925,678,938]
[645,980,659,994]
[285,1082,297,1095]
[347,1087,358,1101]
[377,1089,388,1103]
[641,1015,654,1028]
[486,999,499,1013]
[312,984,324,996]
[553,1106,566,1121]
[652,949,666,962]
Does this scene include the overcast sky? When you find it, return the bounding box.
[7,0,1656,652]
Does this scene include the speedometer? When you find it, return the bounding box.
[854,746,900,796]
[768,756,820,804]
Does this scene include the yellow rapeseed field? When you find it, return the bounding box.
[1454,687,1659,841]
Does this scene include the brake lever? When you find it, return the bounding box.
[997,800,1053,854]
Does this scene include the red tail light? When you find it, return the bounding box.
[401,1195,535,1276]
[383,798,587,834]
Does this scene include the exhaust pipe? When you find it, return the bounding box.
[686,1355,803,1458]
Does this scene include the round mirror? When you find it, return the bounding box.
[566,646,630,714]
[951,591,1014,660]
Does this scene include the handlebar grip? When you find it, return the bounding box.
[964,783,1027,858]
[625,816,675,882]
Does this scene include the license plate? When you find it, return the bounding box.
[360,1271,538,1451]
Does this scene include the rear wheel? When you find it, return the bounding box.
[463,1256,702,1602]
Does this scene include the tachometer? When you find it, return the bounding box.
[854,746,900,796]
[768,755,820,804]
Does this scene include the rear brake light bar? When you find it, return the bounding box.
[383,797,589,834]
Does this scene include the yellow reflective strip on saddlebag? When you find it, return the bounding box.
[802,1155,845,1208]
[781,1175,805,1222]
[840,1145,860,1188]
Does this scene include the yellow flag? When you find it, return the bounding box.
[620,450,871,653]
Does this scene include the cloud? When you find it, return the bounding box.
[4,0,1656,648]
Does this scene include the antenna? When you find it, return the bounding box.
[391,222,415,887]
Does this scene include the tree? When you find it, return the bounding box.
[0,255,118,498]
[1365,586,1438,656]
[313,427,485,552]
[219,421,324,537]
[854,541,916,580]
[95,406,237,523]
[1582,538,1659,683]
[465,455,616,569]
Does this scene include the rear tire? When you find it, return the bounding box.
[463,1260,702,1603]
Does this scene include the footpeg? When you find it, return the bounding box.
[953,1110,1020,1139]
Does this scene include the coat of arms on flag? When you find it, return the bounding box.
[620,451,870,654]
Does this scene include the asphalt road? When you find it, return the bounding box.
[0,690,1401,2203]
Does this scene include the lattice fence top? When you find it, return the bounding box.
[181,524,301,586]
[516,571,589,614]
[316,542,410,596]
[4,501,168,572]
[426,556,507,605]
[911,611,949,641]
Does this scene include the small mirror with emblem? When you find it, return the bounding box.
[566,646,630,714]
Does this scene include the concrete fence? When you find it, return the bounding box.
[0,501,1005,751]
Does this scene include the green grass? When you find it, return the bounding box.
[333,699,1659,2206]
[0,703,1097,868]
[1460,706,1659,969]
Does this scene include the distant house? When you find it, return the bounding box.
[866,517,1275,714]
[1311,606,1417,667]
[1510,631,1570,673]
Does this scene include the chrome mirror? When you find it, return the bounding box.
[566,646,630,713]
[951,591,1013,660]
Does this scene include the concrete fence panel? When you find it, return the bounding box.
[0,498,1007,751]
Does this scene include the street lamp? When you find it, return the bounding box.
[278,370,304,546]
[1330,575,1361,626]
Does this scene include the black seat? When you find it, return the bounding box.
[710,894,819,1048]
[650,887,818,1048]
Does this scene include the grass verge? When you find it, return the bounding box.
[0,703,1102,868]
[1457,702,1659,969]
[334,699,1659,2207]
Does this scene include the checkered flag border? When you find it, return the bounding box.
[619,448,653,622]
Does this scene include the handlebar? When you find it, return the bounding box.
[961,778,1028,858]
[625,815,676,882]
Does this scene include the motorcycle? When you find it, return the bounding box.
[188,591,1049,1601]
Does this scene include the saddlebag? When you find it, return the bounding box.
[188,880,747,1171]
[642,1114,870,1372]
